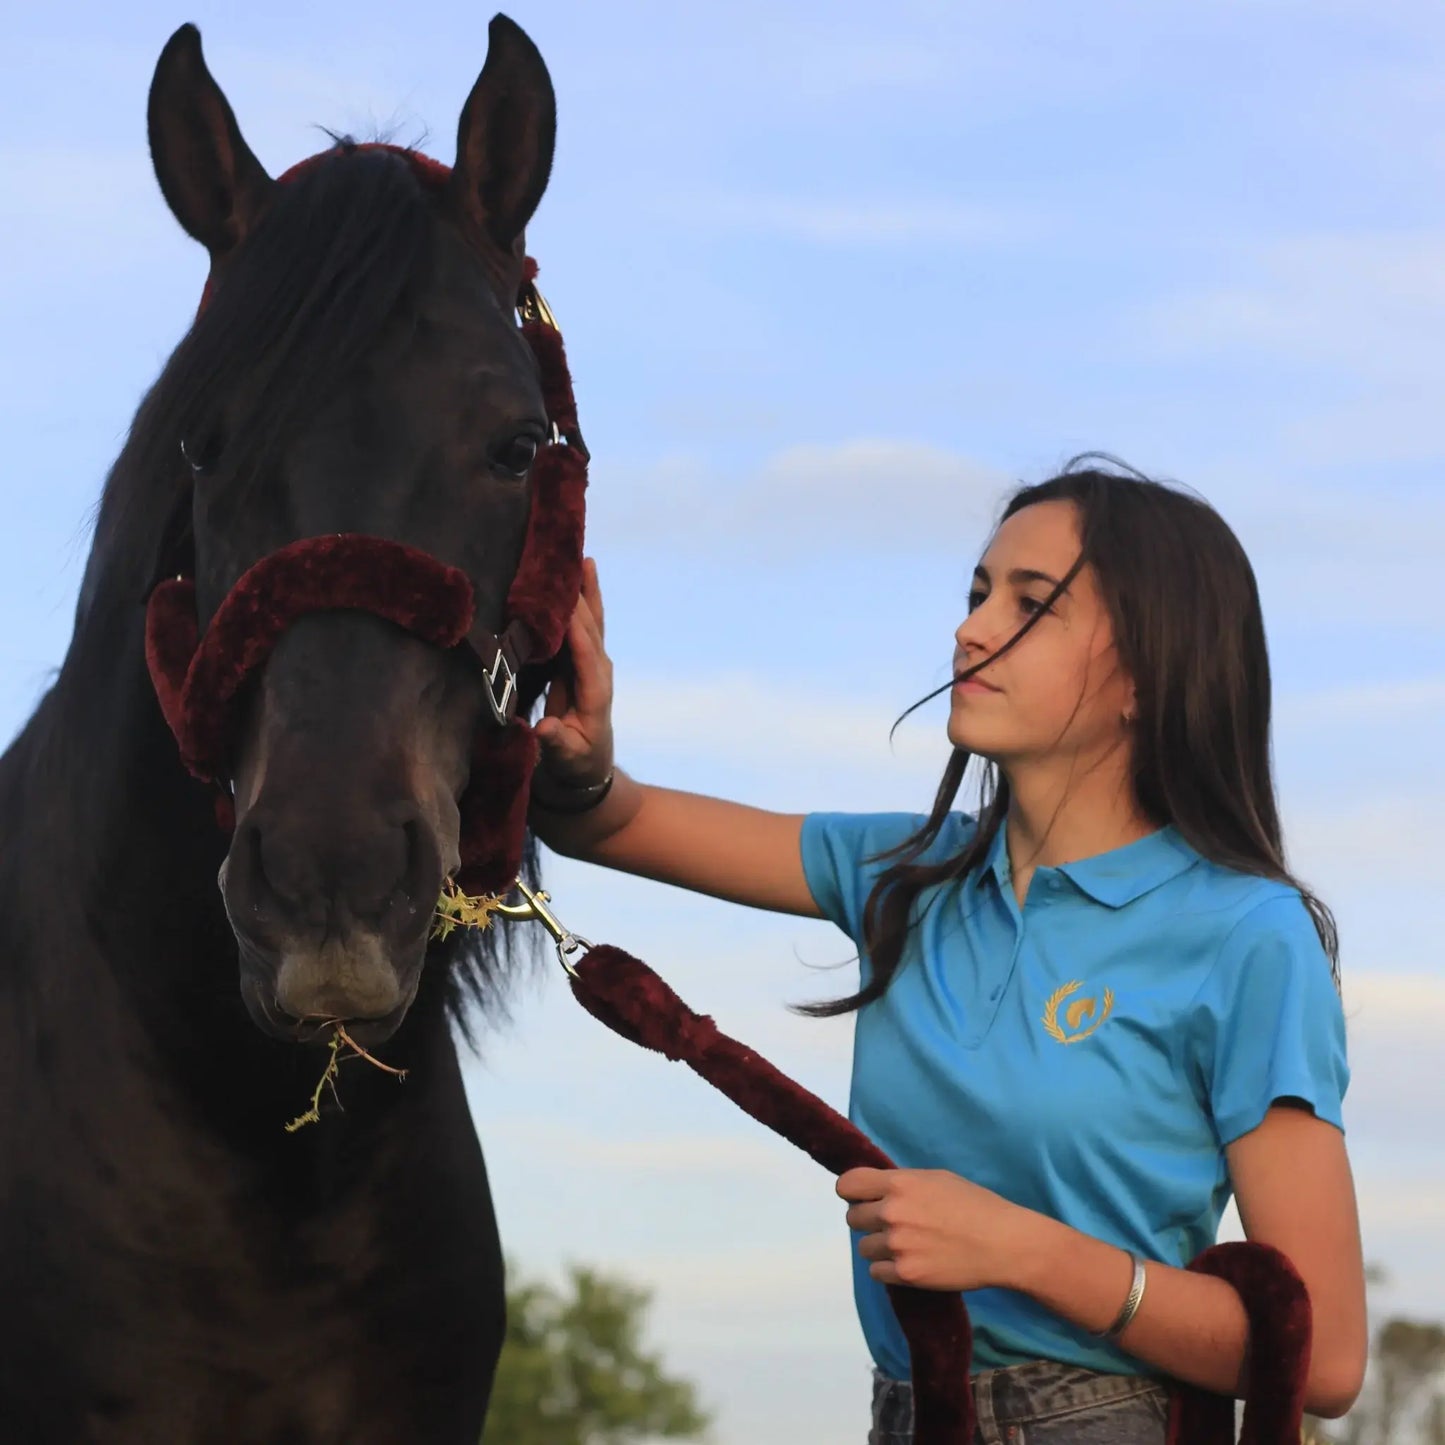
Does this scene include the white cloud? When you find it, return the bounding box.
[1275,677,1445,728]
[1287,793,1441,892]
[1147,231,1445,369]
[614,671,951,779]
[483,1116,826,1183]
[1274,388,1445,467]
[1141,230,1445,467]
[591,438,1006,556]
[655,191,1027,246]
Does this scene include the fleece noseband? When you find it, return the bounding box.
[142,146,584,895]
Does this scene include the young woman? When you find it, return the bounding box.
[527,462,1368,1444]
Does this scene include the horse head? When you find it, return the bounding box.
[144,17,561,1046]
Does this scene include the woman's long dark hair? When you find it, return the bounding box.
[800,457,1339,1017]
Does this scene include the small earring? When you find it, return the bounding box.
[1122,708,1136,725]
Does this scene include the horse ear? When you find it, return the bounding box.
[148,25,274,257]
[446,15,556,266]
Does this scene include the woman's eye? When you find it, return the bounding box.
[966,590,986,612]
[491,434,539,478]
[1020,596,1054,617]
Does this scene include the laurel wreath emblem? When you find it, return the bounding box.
[1041,979,1115,1044]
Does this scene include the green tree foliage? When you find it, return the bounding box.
[482,1262,712,1445]
[1322,1313,1445,1445]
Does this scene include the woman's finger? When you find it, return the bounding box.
[567,599,612,718]
[540,668,573,721]
[855,1232,894,1263]
[845,1203,882,1232]
[582,557,604,646]
[572,588,602,660]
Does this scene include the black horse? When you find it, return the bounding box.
[0,16,561,1443]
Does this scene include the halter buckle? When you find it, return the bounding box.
[485,647,517,725]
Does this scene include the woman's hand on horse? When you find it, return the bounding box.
[838,1166,1043,1293]
[535,557,615,785]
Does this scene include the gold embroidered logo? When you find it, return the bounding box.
[1042,980,1114,1044]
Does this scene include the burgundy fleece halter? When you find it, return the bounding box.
[141,144,1312,1445]
[143,146,585,896]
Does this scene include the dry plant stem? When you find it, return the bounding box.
[287,881,500,1130]
[335,1023,407,1077]
[285,1032,344,1133]
[284,1024,410,1133]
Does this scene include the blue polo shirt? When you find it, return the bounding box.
[800,811,1349,1380]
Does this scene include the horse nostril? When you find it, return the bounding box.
[247,823,270,905]
[400,819,425,898]
[251,819,323,913]
[224,807,440,942]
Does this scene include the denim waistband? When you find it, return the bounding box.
[870,1359,1171,1444]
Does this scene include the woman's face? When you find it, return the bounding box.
[948,499,1135,769]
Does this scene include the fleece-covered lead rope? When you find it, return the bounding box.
[551,933,1312,1445]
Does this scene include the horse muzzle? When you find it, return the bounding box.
[221,802,439,1043]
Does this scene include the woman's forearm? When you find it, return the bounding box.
[529,771,820,916]
[1012,1214,1352,1418]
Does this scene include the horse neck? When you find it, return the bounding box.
[20,587,230,982]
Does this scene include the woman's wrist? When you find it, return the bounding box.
[528,765,642,858]
[530,763,616,815]
[1009,1213,1154,1341]
[1001,1205,1069,1296]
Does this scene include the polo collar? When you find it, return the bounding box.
[1058,825,1199,907]
[974,819,1199,908]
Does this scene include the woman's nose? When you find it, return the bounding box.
[956,610,990,651]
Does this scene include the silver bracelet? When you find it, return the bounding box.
[1094,1252,1147,1340]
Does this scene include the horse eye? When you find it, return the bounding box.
[180,430,224,477]
[491,434,539,479]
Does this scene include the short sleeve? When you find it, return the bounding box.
[1188,892,1349,1145]
[800,812,975,945]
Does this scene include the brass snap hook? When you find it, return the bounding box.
[489,879,592,979]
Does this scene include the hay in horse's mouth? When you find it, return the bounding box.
[284,1022,409,1133]
[282,882,501,1131]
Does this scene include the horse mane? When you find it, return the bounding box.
[50,139,544,1038]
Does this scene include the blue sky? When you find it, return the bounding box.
[3,3,1443,1440]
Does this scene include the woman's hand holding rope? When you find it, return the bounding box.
[838,1167,1044,1293]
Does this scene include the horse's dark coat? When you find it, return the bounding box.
[0,16,559,1442]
